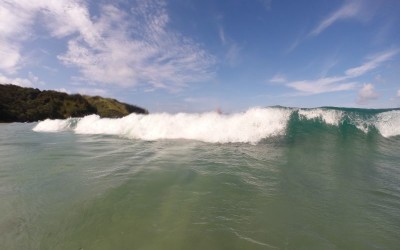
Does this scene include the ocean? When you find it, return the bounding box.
[1,107,400,249]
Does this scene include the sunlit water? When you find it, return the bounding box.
[1,108,400,249]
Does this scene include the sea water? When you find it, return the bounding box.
[1,107,400,249]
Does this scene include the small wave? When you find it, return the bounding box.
[32,118,76,132]
[33,107,400,143]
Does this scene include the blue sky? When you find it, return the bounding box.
[1,0,400,112]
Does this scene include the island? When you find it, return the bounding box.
[0,84,148,123]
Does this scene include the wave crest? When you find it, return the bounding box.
[33,107,400,143]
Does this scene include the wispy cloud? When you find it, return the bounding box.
[269,73,287,84]
[0,0,215,90]
[320,55,339,77]
[225,43,242,67]
[218,25,242,67]
[286,0,366,54]
[309,0,362,37]
[345,49,399,77]
[287,77,356,95]
[286,49,399,95]
[357,83,378,104]
[287,0,375,54]
[218,26,226,45]
[285,37,301,54]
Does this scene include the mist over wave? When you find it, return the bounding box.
[33,107,400,143]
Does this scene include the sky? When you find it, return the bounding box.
[1,0,400,112]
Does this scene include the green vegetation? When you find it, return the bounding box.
[83,95,147,118]
[0,84,148,122]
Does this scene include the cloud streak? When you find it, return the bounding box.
[286,49,398,95]
[309,0,362,37]
[217,25,242,67]
[287,77,356,95]
[345,49,399,77]
[269,73,287,84]
[0,0,215,90]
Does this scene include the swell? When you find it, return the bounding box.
[32,107,400,144]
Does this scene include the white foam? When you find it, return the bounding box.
[76,107,292,143]
[298,108,343,126]
[34,107,292,143]
[33,118,75,132]
[375,110,400,137]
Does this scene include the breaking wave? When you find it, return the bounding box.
[33,107,400,143]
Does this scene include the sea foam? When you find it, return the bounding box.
[375,110,400,137]
[75,107,292,143]
[32,118,75,132]
[298,109,344,126]
[33,107,291,143]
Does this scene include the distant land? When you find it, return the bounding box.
[0,84,148,123]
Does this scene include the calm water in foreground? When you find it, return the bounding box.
[1,108,400,249]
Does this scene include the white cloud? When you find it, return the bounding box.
[269,73,287,83]
[357,83,378,104]
[0,0,215,90]
[345,49,399,77]
[0,42,23,73]
[285,49,398,95]
[309,1,362,36]
[290,0,371,53]
[77,88,107,96]
[397,89,400,97]
[0,71,44,87]
[0,73,33,87]
[0,1,34,73]
[54,88,71,94]
[287,77,356,95]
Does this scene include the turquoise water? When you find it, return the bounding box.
[1,107,400,249]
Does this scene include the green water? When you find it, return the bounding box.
[1,121,400,249]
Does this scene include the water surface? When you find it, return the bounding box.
[1,107,400,249]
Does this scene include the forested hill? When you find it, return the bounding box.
[0,84,148,122]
